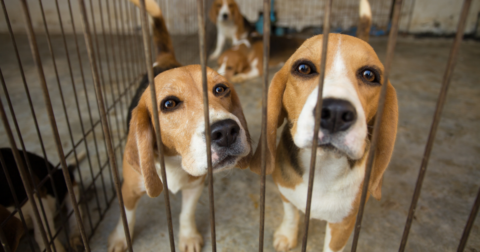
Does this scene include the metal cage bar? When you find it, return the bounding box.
[300,1,332,251]
[76,0,132,251]
[138,0,176,251]
[19,0,91,251]
[457,185,480,252]
[196,0,217,251]
[398,0,473,250]
[350,0,404,251]
[258,0,271,250]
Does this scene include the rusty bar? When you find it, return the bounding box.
[36,1,97,243]
[118,0,135,102]
[350,0,404,251]
[19,0,90,250]
[112,0,132,105]
[0,89,52,252]
[97,0,128,146]
[457,185,480,252]
[300,1,332,251]
[2,0,86,246]
[138,0,176,251]
[66,0,114,208]
[196,0,217,251]
[52,0,103,231]
[76,0,133,251]
[258,0,271,250]
[398,0,472,250]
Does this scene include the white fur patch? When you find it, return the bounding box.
[359,0,372,18]
[217,59,228,76]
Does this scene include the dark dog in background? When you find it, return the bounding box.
[0,148,85,252]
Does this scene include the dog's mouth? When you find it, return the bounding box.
[212,155,237,171]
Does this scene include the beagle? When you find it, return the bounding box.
[108,1,252,252]
[217,39,263,83]
[249,34,398,252]
[0,148,86,252]
[208,0,255,60]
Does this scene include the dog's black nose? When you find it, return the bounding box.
[222,13,229,20]
[211,119,240,148]
[315,98,357,134]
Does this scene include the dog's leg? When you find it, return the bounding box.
[230,59,260,83]
[65,183,84,250]
[323,215,356,252]
[108,181,144,252]
[209,33,226,60]
[31,196,66,252]
[179,181,204,252]
[273,199,299,252]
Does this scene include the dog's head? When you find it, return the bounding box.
[126,65,252,197]
[251,34,398,199]
[209,0,242,25]
[217,45,250,80]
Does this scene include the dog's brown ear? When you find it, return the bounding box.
[208,2,219,24]
[236,55,250,74]
[250,66,288,175]
[369,82,398,200]
[0,205,24,252]
[232,3,243,30]
[230,86,252,169]
[125,99,163,198]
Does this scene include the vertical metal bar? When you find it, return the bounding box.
[118,0,136,102]
[138,1,176,251]
[398,0,472,250]
[0,88,52,252]
[18,0,90,250]
[350,0,404,251]
[66,0,113,214]
[52,0,100,234]
[76,0,133,251]
[258,0,271,250]
[196,0,216,250]
[300,1,332,251]
[457,185,480,252]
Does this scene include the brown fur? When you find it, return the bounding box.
[357,16,372,42]
[0,205,25,252]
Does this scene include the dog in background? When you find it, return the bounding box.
[208,0,255,60]
[250,1,398,252]
[108,1,252,252]
[217,38,263,83]
[0,148,86,252]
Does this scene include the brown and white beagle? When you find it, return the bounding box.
[249,34,398,252]
[208,0,255,60]
[217,39,263,83]
[108,1,252,252]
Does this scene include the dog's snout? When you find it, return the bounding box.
[315,98,357,134]
[222,13,229,20]
[211,119,240,148]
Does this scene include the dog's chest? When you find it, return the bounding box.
[277,149,365,223]
[155,156,190,194]
[218,21,237,38]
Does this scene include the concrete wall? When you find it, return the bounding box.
[0,0,479,35]
[399,0,480,34]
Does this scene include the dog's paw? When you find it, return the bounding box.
[179,233,203,252]
[69,235,84,251]
[230,74,246,83]
[273,230,297,252]
[208,54,219,61]
[108,231,128,252]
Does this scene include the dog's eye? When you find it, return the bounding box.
[161,96,181,111]
[226,66,233,70]
[362,70,376,82]
[213,84,229,96]
[297,64,312,75]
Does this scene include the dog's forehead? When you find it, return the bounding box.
[291,34,383,73]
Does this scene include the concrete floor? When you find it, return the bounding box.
[1,33,479,251]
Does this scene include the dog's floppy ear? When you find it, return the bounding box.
[236,55,250,74]
[369,82,398,200]
[209,2,219,24]
[250,66,288,175]
[230,86,252,169]
[232,3,243,30]
[0,205,24,252]
[125,98,163,198]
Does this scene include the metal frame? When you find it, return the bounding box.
[0,0,477,251]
